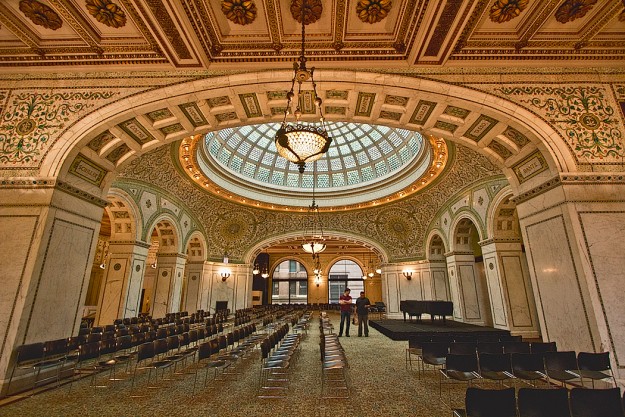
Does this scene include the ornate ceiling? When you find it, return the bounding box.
[0,0,623,69]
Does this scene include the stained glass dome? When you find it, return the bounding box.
[189,121,440,209]
[203,122,424,189]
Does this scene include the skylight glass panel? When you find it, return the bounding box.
[230,155,243,172]
[378,125,391,134]
[271,171,284,185]
[261,153,275,166]
[248,147,261,161]
[248,130,261,143]
[350,141,362,152]
[209,139,220,156]
[257,137,270,149]
[357,151,368,164]
[399,146,411,162]
[239,125,253,135]
[301,174,313,188]
[316,159,328,171]
[238,140,251,155]
[339,144,350,155]
[375,161,387,176]
[327,147,339,157]
[317,174,329,187]
[243,162,256,177]
[218,148,231,165]
[407,137,420,153]
[330,158,343,170]
[388,154,400,170]
[361,166,374,181]
[343,155,356,168]
[257,167,270,182]
[332,173,345,187]
[368,147,381,159]
[380,140,393,154]
[226,135,242,149]
[360,136,372,147]
[275,158,287,169]
[370,130,381,141]
[287,173,300,187]
[347,171,359,185]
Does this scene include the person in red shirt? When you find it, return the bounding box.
[338,288,352,337]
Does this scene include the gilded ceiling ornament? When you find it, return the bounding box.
[555,0,598,24]
[221,0,257,26]
[290,0,322,25]
[19,0,63,30]
[619,7,625,22]
[356,0,392,24]
[85,0,127,28]
[489,0,529,23]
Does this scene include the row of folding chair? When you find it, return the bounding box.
[258,323,302,398]
[453,387,624,417]
[439,350,616,405]
[319,312,349,399]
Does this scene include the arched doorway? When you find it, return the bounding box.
[328,259,365,304]
[270,259,308,305]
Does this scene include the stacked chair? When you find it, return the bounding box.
[319,312,349,399]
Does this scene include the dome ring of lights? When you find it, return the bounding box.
[178,121,448,211]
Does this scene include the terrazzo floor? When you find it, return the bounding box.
[1,312,474,417]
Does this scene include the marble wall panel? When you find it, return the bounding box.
[447,266,463,319]
[27,219,94,342]
[459,264,481,320]
[169,267,184,313]
[401,272,423,301]
[432,270,449,301]
[184,272,201,312]
[502,255,533,328]
[97,257,127,325]
[386,273,399,314]
[422,270,433,300]
[484,255,507,327]
[234,272,249,312]
[579,212,625,369]
[211,274,234,313]
[152,268,172,318]
[124,258,145,318]
[526,215,595,352]
[0,215,38,358]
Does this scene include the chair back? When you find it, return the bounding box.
[518,388,571,417]
[531,341,557,354]
[570,388,624,417]
[446,354,479,372]
[465,387,516,417]
[450,342,477,355]
[512,353,545,372]
[16,342,45,365]
[198,342,212,360]
[479,353,512,373]
[136,342,155,362]
[577,351,611,371]
[503,341,530,354]
[544,351,578,371]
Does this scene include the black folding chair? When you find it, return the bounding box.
[570,387,624,417]
[518,388,571,417]
[453,387,516,417]
[577,351,617,388]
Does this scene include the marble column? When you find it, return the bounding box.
[516,179,625,379]
[150,253,187,317]
[182,261,207,312]
[480,240,540,338]
[0,184,105,393]
[445,252,492,326]
[95,241,150,326]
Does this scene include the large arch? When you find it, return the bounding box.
[43,70,569,199]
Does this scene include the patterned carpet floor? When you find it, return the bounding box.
[0,312,476,417]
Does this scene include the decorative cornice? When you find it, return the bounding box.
[55,180,109,207]
[479,237,522,246]
[444,250,475,257]
[109,240,152,249]
[510,176,562,205]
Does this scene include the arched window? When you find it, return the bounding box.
[328,259,364,304]
[271,260,308,304]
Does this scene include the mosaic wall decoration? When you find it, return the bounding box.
[105,143,131,164]
[179,102,208,127]
[325,106,346,115]
[0,90,115,165]
[501,126,530,148]
[119,118,155,145]
[239,93,262,118]
[355,92,376,117]
[266,91,287,101]
[298,91,316,114]
[19,0,63,30]
[221,0,257,25]
[207,96,231,108]
[495,85,624,162]
[160,123,184,135]
[69,153,107,186]
[215,112,238,122]
[555,0,597,24]
[270,107,287,116]
[434,120,458,133]
[356,0,392,24]
[409,100,437,125]
[489,0,528,23]
[326,90,348,100]
[147,108,173,122]
[443,105,470,119]
[464,115,498,142]
[379,110,402,121]
[87,130,116,153]
[86,0,127,28]
[384,95,409,107]
[487,140,512,160]
[512,151,548,184]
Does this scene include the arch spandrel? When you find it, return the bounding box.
[31,70,581,195]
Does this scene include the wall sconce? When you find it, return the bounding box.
[403,271,413,280]
[220,270,231,282]
[252,263,260,275]
[150,262,157,269]
[261,268,269,279]
[314,274,321,287]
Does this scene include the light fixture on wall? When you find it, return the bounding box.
[261,268,269,279]
[99,245,109,269]
[273,0,332,173]
[302,162,326,255]
[150,261,157,269]
[220,270,231,282]
[403,270,413,280]
[252,263,260,275]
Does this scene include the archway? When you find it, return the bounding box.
[328,259,365,304]
[181,233,208,313]
[426,233,450,301]
[270,259,309,305]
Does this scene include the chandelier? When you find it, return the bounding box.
[302,161,326,254]
[274,0,332,174]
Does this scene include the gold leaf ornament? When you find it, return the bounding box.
[489,0,529,23]
[356,0,392,24]
[85,0,127,28]
[221,0,258,25]
[19,0,63,30]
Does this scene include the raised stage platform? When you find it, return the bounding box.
[369,319,510,341]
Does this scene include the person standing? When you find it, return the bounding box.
[338,288,352,337]
[355,291,371,337]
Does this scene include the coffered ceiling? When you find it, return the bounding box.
[0,0,623,69]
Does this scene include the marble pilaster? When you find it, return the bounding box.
[181,261,207,312]
[150,253,187,317]
[445,252,492,326]
[95,241,150,326]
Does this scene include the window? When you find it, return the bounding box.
[327,260,365,304]
[271,259,308,304]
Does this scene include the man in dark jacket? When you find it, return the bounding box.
[355,291,371,337]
